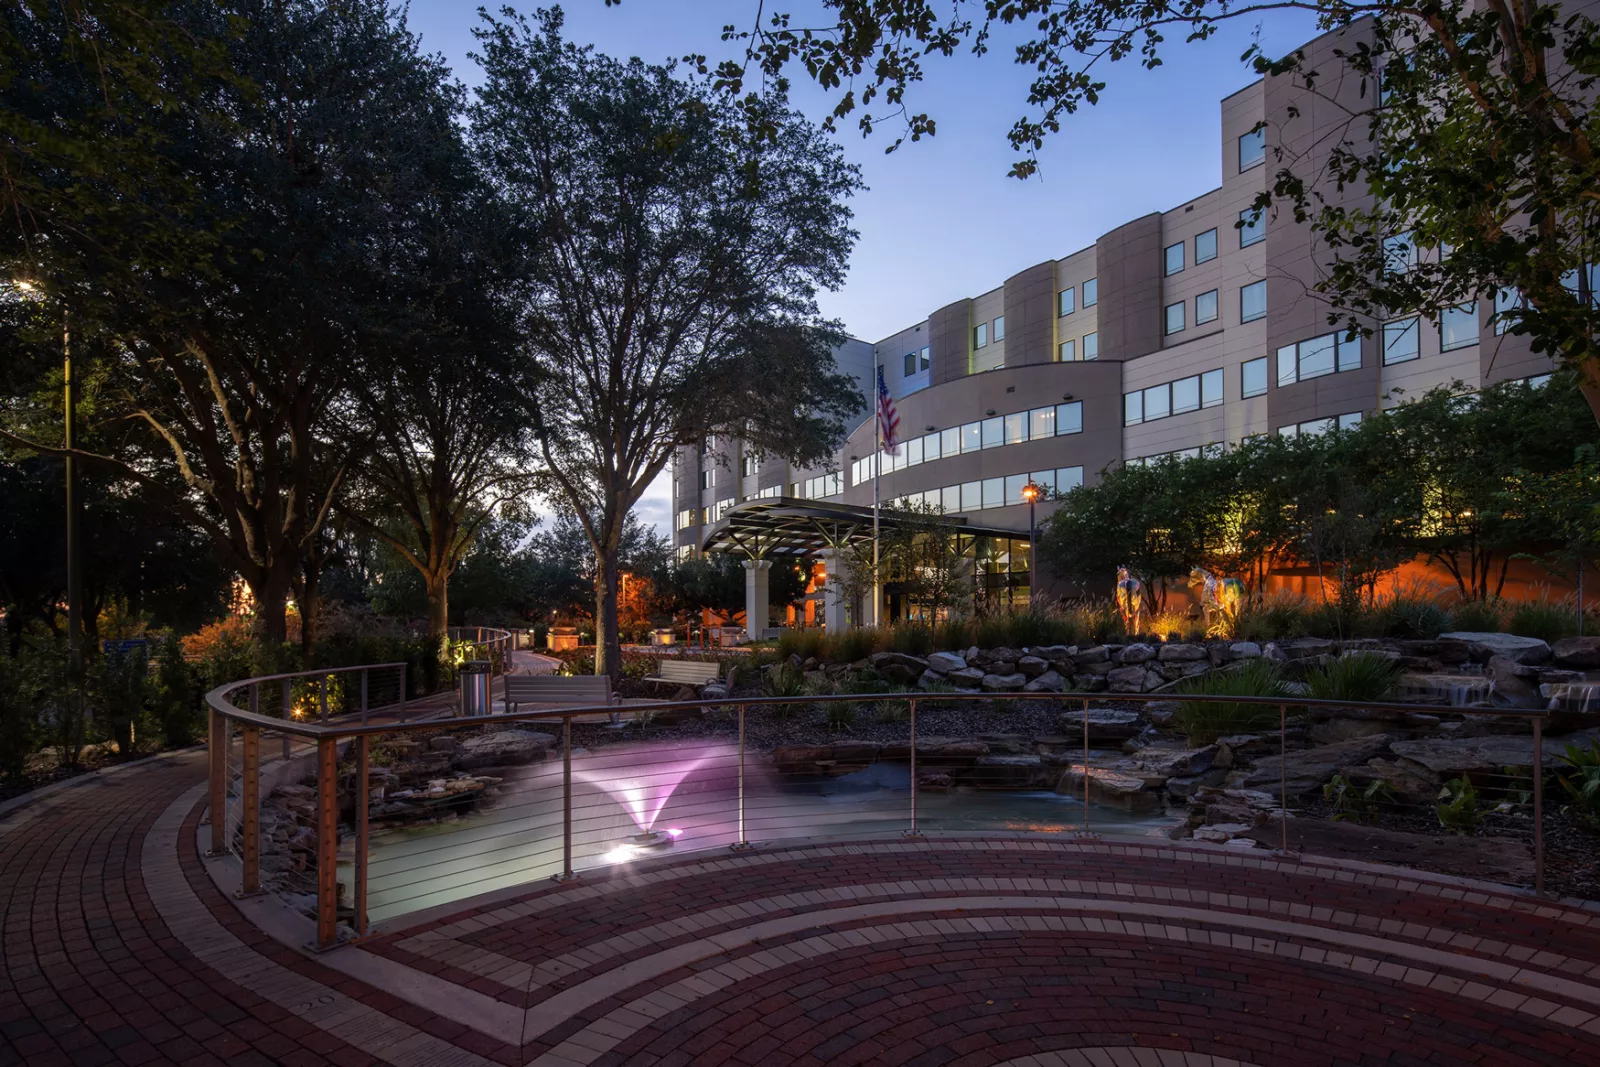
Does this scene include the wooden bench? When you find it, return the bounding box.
[642,660,722,691]
[503,674,615,715]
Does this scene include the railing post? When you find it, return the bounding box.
[207,707,227,857]
[1279,704,1290,855]
[555,716,576,882]
[360,669,369,726]
[905,698,921,839]
[731,704,753,851]
[356,735,370,936]
[281,678,292,759]
[1081,698,1091,838]
[314,736,340,950]
[1533,714,1545,896]
[238,725,261,896]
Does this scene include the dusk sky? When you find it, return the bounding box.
[402,0,1324,534]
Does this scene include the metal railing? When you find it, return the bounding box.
[203,675,1559,951]
[446,626,514,675]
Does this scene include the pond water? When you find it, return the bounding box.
[346,738,1182,924]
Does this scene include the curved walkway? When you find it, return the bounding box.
[4,753,1600,1066]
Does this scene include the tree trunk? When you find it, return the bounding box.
[254,572,290,648]
[299,566,321,658]
[425,568,449,644]
[594,545,622,683]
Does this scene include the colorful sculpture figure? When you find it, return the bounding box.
[1115,565,1144,635]
[1188,567,1245,636]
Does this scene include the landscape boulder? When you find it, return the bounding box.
[1439,632,1552,665]
[456,729,556,770]
[1158,643,1207,662]
[1485,655,1541,706]
[1055,765,1162,813]
[1106,666,1150,693]
[947,667,987,688]
[1059,708,1143,744]
[981,672,1027,692]
[1552,636,1600,670]
[1118,643,1157,665]
[1072,645,1111,666]
[1241,734,1396,795]
[1388,730,1599,776]
[1023,669,1066,693]
[926,651,967,674]
[1017,655,1050,677]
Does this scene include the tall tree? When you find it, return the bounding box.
[471,8,865,681]
[3,1,478,647]
[648,0,1600,421]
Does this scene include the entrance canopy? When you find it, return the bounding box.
[699,497,1029,557]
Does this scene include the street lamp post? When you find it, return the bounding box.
[1021,481,1044,610]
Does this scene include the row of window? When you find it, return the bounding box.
[1277,330,1362,386]
[677,497,737,529]
[1057,277,1099,317]
[1164,229,1219,277]
[1380,305,1479,364]
[902,346,931,377]
[791,472,843,500]
[1057,331,1099,362]
[974,316,1006,349]
[888,467,1086,514]
[1279,412,1363,438]
[849,401,1086,486]
[1126,443,1225,468]
[1124,368,1225,426]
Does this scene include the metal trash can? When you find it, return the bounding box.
[459,660,492,716]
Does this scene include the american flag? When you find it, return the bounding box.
[876,367,900,454]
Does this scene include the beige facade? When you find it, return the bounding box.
[672,19,1557,564]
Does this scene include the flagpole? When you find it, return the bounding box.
[872,356,881,629]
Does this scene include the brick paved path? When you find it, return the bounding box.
[5,748,1600,1066]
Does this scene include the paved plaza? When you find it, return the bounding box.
[4,747,1600,1066]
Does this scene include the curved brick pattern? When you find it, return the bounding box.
[5,749,1600,1066]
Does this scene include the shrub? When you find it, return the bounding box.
[1506,589,1579,644]
[0,653,38,780]
[1237,591,1312,642]
[933,617,974,652]
[1147,609,1204,642]
[1447,597,1505,633]
[824,699,856,730]
[1173,658,1290,745]
[151,635,203,747]
[1323,773,1392,823]
[1555,740,1600,827]
[887,623,934,656]
[776,628,826,662]
[760,662,807,720]
[1435,777,1482,834]
[828,626,880,665]
[1304,652,1403,704]
[1383,595,1449,639]
[1065,600,1122,644]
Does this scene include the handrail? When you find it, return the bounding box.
[202,660,1556,952]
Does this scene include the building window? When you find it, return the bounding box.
[1239,125,1266,170]
[903,351,916,376]
[1439,303,1479,351]
[993,315,1006,341]
[1277,330,1360,385]
[1196,289,1218,325]
[1165,301,1185,335]
[1164,241,1185,276]
[1124,391,1143,426]
[740,454,757,477]
[1338,412,1363,431]
[1083,278,1098,306]
[1239,208,1265,247]
[1382,317,1419,364]
[974,321,987,348]
[961,422,981,453]
[1196,228,1218,264]
[1494,287,1522,335]
[1201,368,1224,407]
[1240,280,1267,322]
[982,477,1004,510]
[981,416,1003,449]
[676,509,695,530]
[1383,231,1417,274]
[1057,401,1083,434]
[1003,411,1026,445]
[1242,356,1268,398]
[699,470,712,490]
[1029,406,1055,440]
[1004,473,1027,507]
[1171,375,1200,414]
[1057,338,1076,362]
[1058,287,1075,316]
[1082,332,1098,360]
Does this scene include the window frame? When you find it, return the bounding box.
[1058,287,1075,316]
[1057,338,1076,362]
[1439,302,1479,352]
[1164,241,1185,276]
[1082,278,1098,307]
[1238,208,1265,248]
[1082,332,1098,360]
[903,351,916,377]
[1239,279,1267,323]
[1382,317,1420,364]
[1241,356,1268,398]
[1195,288,1219,325]
[1195,228,1218,264]
[993,315,1006,341]
[1238,125,1266,171]
[973,321,988,348]
[1164,300,1186,335]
